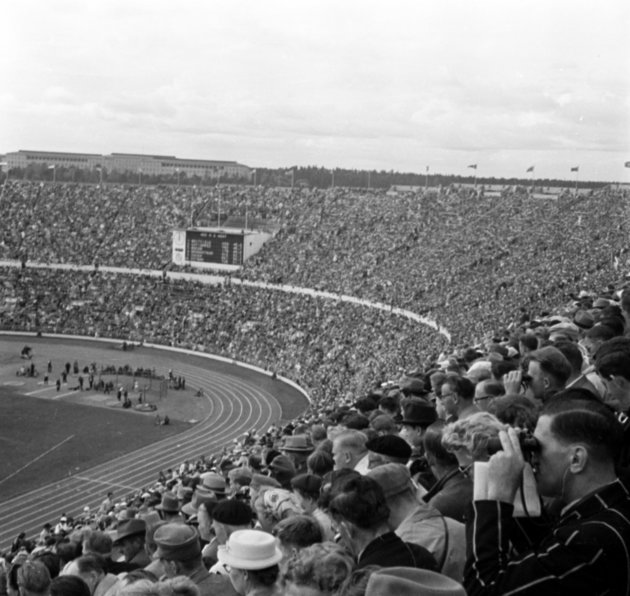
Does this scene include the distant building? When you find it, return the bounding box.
[3,150,251,179]
[608,182,630,191]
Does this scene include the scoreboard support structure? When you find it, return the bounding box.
[172,228,271,270]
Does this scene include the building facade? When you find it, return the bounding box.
[2,150,251,180]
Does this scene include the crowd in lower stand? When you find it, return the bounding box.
[2,181,630,595]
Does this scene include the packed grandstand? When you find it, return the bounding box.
[2,179,630,595]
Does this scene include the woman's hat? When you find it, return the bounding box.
[217,529,282,570]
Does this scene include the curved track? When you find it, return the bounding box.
[0,344,284,549]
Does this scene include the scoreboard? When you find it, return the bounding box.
[185,230,243,265]
[172,227,271,269]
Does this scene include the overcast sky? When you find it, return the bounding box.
[2,0,629,181]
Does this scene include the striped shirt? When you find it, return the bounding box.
[464,480,630,595]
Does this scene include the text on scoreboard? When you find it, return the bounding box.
[184,230,244,265]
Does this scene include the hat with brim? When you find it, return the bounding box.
[400,398,437,427]
[366,567,466,596]
[217,529,282,570]
[155,492,180,514]
[113,519,146,544]
[200,472,227,496]
[281,434,314,453]
[399,377,429,396]
[181,486,217,517]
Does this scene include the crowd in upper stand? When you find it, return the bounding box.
[2,181,628,344]
[2,180,630,595]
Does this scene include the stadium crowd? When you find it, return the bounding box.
[2,180,630,594]
[2,180,629,344]
[0,267,444,406]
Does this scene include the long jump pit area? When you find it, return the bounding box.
[0,334,308,548]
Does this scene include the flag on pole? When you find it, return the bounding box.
[625,161,630,168]
[48,165,55,169]
[526,166,534,173]
[426,165,429,173]
[467,164,478,169]
[571,166,579,172]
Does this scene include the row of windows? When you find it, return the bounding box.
[26,156,89,163]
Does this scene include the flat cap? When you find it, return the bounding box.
[212,499,253,526]
[154,523,201,561]
[367,463,415,499]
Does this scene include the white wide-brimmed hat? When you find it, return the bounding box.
[217,529,282,570]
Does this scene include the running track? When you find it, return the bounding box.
[0,344,287,549]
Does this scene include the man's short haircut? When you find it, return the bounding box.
[50,575,91,596]
[307,449,334,477]
[17,560,51,595]
[30,551,61,580]
[586,324,617,342]
[422,421,458,467]
[526,346,571,386]
[429,371,446,395]
[328,475,390,530]
[553,340,583,373]
[310,424,327,443]
[542,396,623,462]
[599,316,625,337]
[377,395,399,413]
[477,380,506,398]
[489,395,539,432]
[83,531,113,556]
[273,515,322,548]
[491,359,518,381]
[518,333,538,351]
[442,374,475,400]
[595,337,630,382]
[334,430,367,453]
[55,538,79,564]
[74,553,107,576]
[247,566,279,587]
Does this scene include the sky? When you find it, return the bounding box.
[2,0,629,182]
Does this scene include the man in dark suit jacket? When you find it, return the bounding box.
[464,395,630,596]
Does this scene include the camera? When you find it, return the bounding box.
[486,431,540,457]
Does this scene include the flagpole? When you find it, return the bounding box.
[331,169,335,189]
[574,168,579,196]
[0,162,9,204]
[425,166,429,192]
[291,169,295,188]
